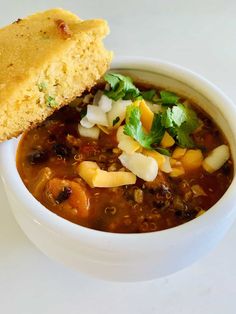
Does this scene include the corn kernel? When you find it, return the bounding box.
[170,158,182,167]
[181,149,203,170]
[170,166,185,177]
[161,132,175,148]
[172,147,187,159]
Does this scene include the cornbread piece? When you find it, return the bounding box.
[0,8,112,142]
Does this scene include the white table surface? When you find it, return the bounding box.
[1,0,236,313]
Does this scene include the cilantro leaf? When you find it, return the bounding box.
[104,73,120,89]
[161,104,187,129]
[124,105,147,146]
[161,107,174,128]
[171,104,187,126]
[183,105,199,132]
[161,103,199,147]
[104,73,140,101]
[155,147,171,156]
[141,89,156,101]
[141,89,161,103]
[150,114,166,145]
[160,91,179,105]
[175,125,195,148]
[46,96,57,108]
[175,106,199,147]
[124,104,165,149]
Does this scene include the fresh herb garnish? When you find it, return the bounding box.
[104,73,140,101]
[160,91,179,105]
[124,104,165,149]
[155,147,171,156]
[161,103,199,147]
[175,107,199,147]
[46,96,58,108]
[141,89,159,102]
[124,101,199,150]
[37,82,57,108]
[161,107,173,128]
[161,104,187,128]
[112,116,120,126]
[175,125,195,148]
[104,73,199,149]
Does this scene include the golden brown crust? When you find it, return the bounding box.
[0,8,112,142]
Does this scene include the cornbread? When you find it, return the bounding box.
[0,8,112,142]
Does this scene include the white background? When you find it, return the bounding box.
[1,0,236,313]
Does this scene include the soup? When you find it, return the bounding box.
[16,73,233,233]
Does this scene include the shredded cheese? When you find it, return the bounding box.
[77,161,136,187]
[119,152,158,181]
[139,99,154,132]
[77,161,99,187]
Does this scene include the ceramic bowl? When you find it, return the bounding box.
[1,57,236,282]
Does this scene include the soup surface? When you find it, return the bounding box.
[17,74,233,233]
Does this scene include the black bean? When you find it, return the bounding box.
[222,162,231,176]
[183,209,197,219]
[28,150,49,164]
[53,143,71,158]
[175,209,197,219]
[56,186,72,204]
[154,199,166,208]
[175,210,182,217]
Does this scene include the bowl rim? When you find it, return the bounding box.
[1,56,236,249]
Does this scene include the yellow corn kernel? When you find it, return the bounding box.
[161,132,175,148]
[143,149,166,168]
[196,209,206,217]
[181,149,203,170]
[170,158,182,167]
[170,166,185,177]
[139,100,154,132]
[172,147,187,159]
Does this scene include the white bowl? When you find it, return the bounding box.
[1,57,236,282]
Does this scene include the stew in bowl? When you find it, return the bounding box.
[1,58,236,281]
[17,72,233,233]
